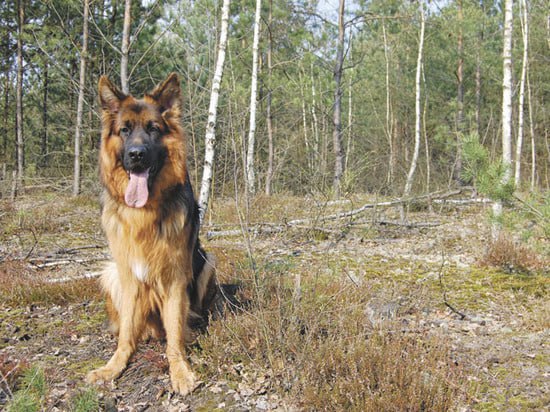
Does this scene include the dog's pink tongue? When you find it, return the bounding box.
[125,169,149,208]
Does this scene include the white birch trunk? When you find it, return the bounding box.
[493,0,513,237]
[73,0,89,196]
[527,71,536,190]
[515,0,528,187]
[332,0,345,198]
[121,0,131,94]
[382,22,394,187]
[265,0,274,195]
[15,0,24,196]
[310,63,320,167]
[245,0,262,195]
[403,2,425,198]
[198,0,231,221]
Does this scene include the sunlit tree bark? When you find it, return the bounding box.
[121,0,131,94]
[73,0,89,196]
[493,0,513,237]
[403,1,425,198]
[198,0,231,221]
[245,0,262,195]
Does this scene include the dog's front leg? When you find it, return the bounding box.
[162,279,196,395]
[87,279,144,384]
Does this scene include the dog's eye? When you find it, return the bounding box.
[149,125,160,134]
[120,127,130,134]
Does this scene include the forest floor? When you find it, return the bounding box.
[0,191,548,411]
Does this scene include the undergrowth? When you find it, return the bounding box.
[479,234,548,275]
[0,260,100,306]
[5,366,46,412]
[198,258,468,410]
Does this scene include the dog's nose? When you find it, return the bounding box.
[128,146,146,162]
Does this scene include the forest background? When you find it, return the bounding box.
[1,0,548,206]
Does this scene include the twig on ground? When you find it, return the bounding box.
[437,252,467,320]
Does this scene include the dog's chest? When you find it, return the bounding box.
[131,260,149,282]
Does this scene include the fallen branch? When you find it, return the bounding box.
[433,197,491,205]
[46,271,102,284]
[287,189,465,225]
[29,257,106,269]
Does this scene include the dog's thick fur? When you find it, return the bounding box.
[86,73,216,395]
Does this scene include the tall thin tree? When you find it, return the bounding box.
[15,0,24,196]
[515,0,529,187]
[454,0,464,182]
[493,0,513,236]
[332,0,345,198]
[198,0,231,221]
[41,58,48,166]
[245,0,262,195]
[265,0,274,195]
[403,1,425,199]
[73,0,89,196]
[121,0,131,94]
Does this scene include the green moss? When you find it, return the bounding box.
[195,399,226,412]
[67,358,106,375]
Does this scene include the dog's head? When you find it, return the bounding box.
[98,74,187,208]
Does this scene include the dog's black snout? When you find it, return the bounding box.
[128,145,147,162]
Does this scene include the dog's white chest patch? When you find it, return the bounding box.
[131,261,148,282]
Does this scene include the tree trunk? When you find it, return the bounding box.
[15,0,25,196]
[121,0,131,94]
[2,71,8,160]
[345,54,353,172]
[198,0,231,221]
[475,1,485,138]
[299,70,311,170]
[454,0,464,183]
[310,62,320,169]
[73,0,89,197]
[382,22,394,188]
[332,0,345,199]
[422,62,430,195]
[41,59,49,167]
[515,0,528,188]
[245,0,262,195]
[265,0,274,195]
[403,1,425,198]
[493,0,513,237]
[527,71,536,190]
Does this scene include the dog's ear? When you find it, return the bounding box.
[98,76,126,113]
[149,73,181,114]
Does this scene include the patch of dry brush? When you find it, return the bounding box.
[198,258,468,410]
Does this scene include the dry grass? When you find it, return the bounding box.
[0,260,100,307]
[197,257,468,410]
[479,234,548,275]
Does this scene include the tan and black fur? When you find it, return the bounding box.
[86,73,216,395]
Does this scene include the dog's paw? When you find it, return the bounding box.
[86,366,119,385]
[170,363,197,395]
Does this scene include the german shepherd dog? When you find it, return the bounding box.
[86,73,216,395]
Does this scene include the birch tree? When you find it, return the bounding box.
[514,0,529,187]
[332,0,345,198]
[72,0,89,196]
[198,0,231,220]
[382,22,394,187]
[15,0,24,196]
[265,0,274,195]
[245,0,262,195]
[403,1,425,198]
[121,0,131,94]
[493,0,513,236]
[454,0,464,182]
